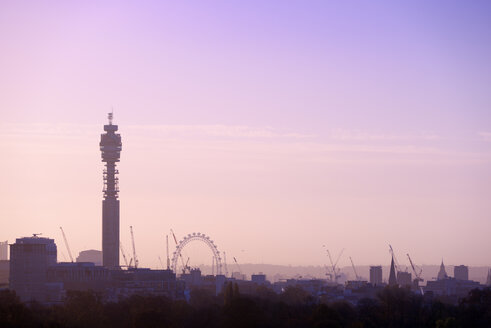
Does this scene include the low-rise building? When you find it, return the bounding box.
[454,265,469,281]
[0,260,9,287]
[76,250,102,266]
[47,262,110,292]
[251,273,267,285]
[109,268,184,300]
[424,277,482,297]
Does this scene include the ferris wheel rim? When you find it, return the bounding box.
[171,232,223,275]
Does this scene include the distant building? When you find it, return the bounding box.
[424,277,482,297]
[0,241,8,260]
[232,271,246,281]
[215,274,226,294]
[108,268,183,300]
[437,261,448,280]
[486,269,491,286]
[251,273,267,285]
[76,250,102,266]
[0,260,9,286]
[369,266,382,285]
[47,262,110,292]
[454,265,469,281]
[9,233,185,303]
[47,263,183,302]
[388,256,397,286]
[181,268,203,287]
[397,271,412,287]
[343,280,380,303]
[179,268,223,296]
[273,278,326,296]
[9,236,57,302]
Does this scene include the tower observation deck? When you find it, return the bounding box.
[100,113,122,268]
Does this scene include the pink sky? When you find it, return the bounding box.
[1,1,490,270]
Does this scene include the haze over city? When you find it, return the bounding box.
[1,0,490,272]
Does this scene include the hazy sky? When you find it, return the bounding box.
[1,1,490,271]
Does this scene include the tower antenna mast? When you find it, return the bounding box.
[100,113,122,268]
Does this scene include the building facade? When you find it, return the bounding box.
[0,260,9,286]
[47,262,110,292]
[454,265,469,281]
[76,250,102,266]
[9,236,57,302]
[397,271,412,287]
[0,241,8,260]
[369,266,382,285]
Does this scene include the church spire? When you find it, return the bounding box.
[437,260,448,280]
[388,255,397,286]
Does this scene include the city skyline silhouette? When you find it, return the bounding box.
[1,1,490,271]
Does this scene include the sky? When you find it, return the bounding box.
[1,1,490,271]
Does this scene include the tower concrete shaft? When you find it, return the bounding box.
[100,113,122,268]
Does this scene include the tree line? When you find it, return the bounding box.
[0,284,490,327]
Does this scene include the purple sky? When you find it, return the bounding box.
[1,1,490,270]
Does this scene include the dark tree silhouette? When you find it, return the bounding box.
[0,290,34,327]
[0,286,489,327]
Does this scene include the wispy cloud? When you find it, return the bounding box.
[478,132,491,142]
[0,123,99,139]
[330,129,440,141]
[0,123,313,140]
[1,123,490,164]
[126,124,314,139]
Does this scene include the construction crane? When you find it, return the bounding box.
[120,242,129,267]
[59,227,74,262]
[326,248,344,283]
[233,256,242,275]
[349,256,362,281]
[159,256,164,269]
[324,264,333,281]
[407,253,424,295]
[182,257,191,274]
[322,246,331,280]
[407,253,424,283]
[170,229,178,245]
[223,251,229,277]
[166,235,170,270]
[130,226,139,269]
[170,229,187,272]
[334,249,345,269]
[326,250,336,281]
